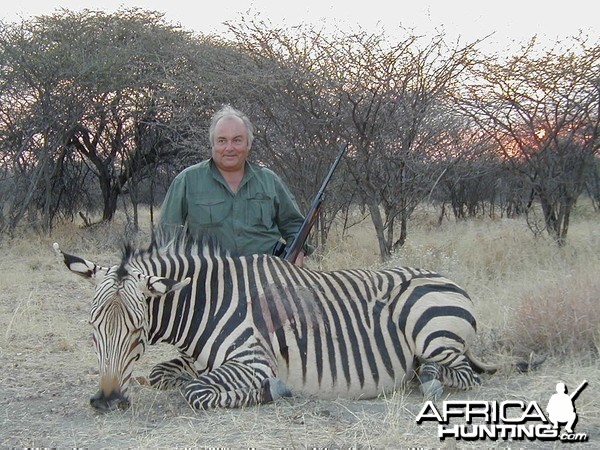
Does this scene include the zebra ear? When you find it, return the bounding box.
[53,243,109,284]
[141,275,191,297]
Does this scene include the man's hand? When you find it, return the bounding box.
[294,251,305,267]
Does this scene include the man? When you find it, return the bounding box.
[546,382,578,434]
[159,105,308,265]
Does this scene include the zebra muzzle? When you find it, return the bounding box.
[90,389,131,412]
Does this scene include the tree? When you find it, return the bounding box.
[328,32,479,259]
[459,37,600,244]
[222,21,482,260]
[584,156,600,211]
[430,130,506,222]
[0,8,214,231]
[223,19,352,249]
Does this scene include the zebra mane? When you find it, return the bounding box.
[119,225,229,270]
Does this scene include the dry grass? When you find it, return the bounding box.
[0,204,598,448]
[508,272,600,357]
[319,203,600,359]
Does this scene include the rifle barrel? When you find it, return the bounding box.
[284,142,347,262]
[569,380,588,400]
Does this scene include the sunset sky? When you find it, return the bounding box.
[1,1,597,54]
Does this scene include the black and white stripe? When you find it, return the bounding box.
[57,236,496,410]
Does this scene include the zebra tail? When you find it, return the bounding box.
[466,349,546,374]
[514,355,546,373]
[465,349,499,375]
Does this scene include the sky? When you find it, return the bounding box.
[1,0,598,54]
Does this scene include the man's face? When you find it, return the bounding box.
[211,116,250,172]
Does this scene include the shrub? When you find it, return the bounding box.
[507,273,600,357]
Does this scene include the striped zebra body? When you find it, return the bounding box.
[55,238,491,411]
[248,260,477,400]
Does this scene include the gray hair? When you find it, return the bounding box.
[208,105,254,147]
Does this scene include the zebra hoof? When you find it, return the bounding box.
[420,379,443,400]
[263,377,292,402]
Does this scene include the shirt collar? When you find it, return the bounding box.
[208,158,255,191]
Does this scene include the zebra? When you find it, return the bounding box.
[53,234,503,412]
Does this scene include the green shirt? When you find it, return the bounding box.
[159,159,306,256]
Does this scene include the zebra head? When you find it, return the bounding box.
[53,243,190,412]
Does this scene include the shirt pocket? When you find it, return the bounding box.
[248,193,274,229]
[190,198,230,226]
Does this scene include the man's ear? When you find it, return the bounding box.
[139,274,191,297]
[53,243,110,284]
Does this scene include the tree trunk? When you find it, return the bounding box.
[100,182,120,222]
[368,201,390,261]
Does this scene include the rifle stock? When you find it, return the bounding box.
[283,142,348,262]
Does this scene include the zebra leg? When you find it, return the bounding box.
[437,357,482,390]
[418,348,482,398]
[180,360,286,409]
[149,354,198,390]
[417,362,444,400]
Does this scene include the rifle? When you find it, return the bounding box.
[569,380,588,401]
[274,142,348,263]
